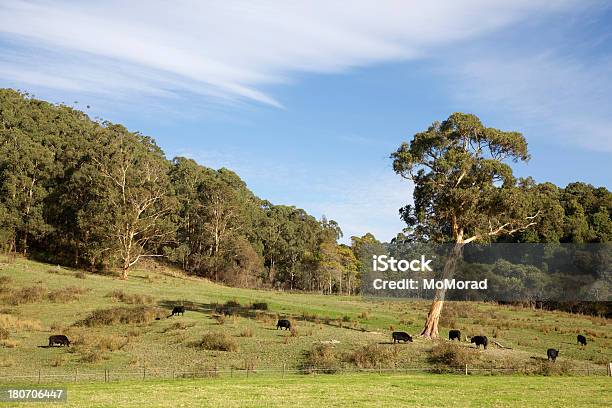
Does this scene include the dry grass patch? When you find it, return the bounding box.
[106,289,155,305]
[191,332,239,352]
[0,313,42,331]
[0,339,19,348]
[239,327,254,337]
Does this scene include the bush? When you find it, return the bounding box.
[213,314,226,325]
[47,286,88,303]
[428,342,478,367]
[346,343,396,369]
[225,300,241,308]
[533,360,573,376]
[192,332,239,352]
[80,350,107,363]
[0,276,12,286]
[106,289,154,305]
[0,327,9,340]
[251,302,268,311]
[3,285,46,305]
[302,344,339,373]
[74,272,86,279]
[76,306,165,327]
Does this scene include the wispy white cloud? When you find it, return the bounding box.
[448,51,612,152]
[0,0,584,108]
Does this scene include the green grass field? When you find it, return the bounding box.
[3,374,611,407]
[0,258,612,381]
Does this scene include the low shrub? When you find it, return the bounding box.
[47,286,88,303]
[191,332,239,352]
[302,344,339,373]
[74,272,86,279]
[213,314,226,325]
[2,285,46,305]
[80,350,107,363]
[0,327,9,340]
[346,343,396,369]
[251,302,268,311]
[533,360,573,376]
[428,342,478,367]
[0,276,12,286]
[76,306,165,327]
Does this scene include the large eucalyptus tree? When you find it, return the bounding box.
[391,113,540,338]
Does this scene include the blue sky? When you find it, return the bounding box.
[1,1,611,243]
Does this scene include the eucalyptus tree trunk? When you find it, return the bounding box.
[420,240,464,338]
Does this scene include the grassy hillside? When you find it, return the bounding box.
[6,375,611,408]
[0,256,610,377]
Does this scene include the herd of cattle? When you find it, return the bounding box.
[46,306,589,363]
[387,329,587,362]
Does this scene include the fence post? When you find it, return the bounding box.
[230,367,233,378]
[465,364,468,375]
[38,369,41,383]
[586,363,590,376]
[74,368,78,382]
[143,366,146,380]
[282,363,285,378]
[607,362,612,377]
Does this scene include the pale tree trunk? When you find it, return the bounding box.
[420,239,464,338]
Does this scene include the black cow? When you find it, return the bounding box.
[577,335,587,346]
[277,319,291,330]
[449,330,461,341]
[48,335,70,347]
[547,348,559,362]
[470,335,488,349]
[169,306,185,317]
[392,331,413,343]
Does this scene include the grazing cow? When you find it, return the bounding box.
[449,330,461,341]
[169,306,185,317]
[547,348,559,362]
[470,335,488,349]
[577,335,587,346]
[48,335,70,347]
[392,331,413,343]
[276,319,291,330]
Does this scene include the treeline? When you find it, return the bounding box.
[0,89,358,292]
[0,90,610,294]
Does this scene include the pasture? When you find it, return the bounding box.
[4,375,611,407]
[0,257,610,377]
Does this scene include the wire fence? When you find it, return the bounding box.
[0,363,610,383]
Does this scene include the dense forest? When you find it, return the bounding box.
[0,89,610,294]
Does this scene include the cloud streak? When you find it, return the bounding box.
[0,0,584,108]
